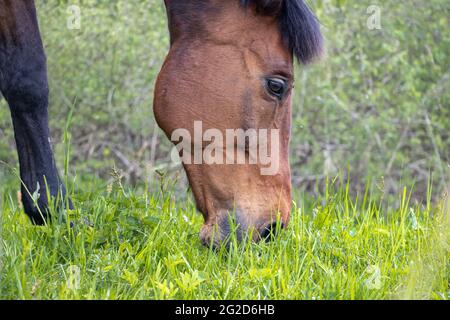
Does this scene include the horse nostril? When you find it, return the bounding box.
[260,222,285,242]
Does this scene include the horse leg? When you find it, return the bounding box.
[0,2,71,224]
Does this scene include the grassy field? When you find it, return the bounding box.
[0,175,448,300]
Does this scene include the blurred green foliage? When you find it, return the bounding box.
[0,0,448,201]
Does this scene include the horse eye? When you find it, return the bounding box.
[266,78,287,99]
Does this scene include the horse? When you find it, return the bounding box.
[0,0,71,225]
[156,0,323,246]
[0,0,322,247]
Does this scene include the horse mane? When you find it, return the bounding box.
[241,0,324,64]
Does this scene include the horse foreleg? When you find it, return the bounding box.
[0,1,72,224]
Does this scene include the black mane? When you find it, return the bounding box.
[241,0,324,64]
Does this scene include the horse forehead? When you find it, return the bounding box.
[168,1,284,50]
[205,3,282,46]
[183,7,290,72]
[165,1,293,81]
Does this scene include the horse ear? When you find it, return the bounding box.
[280,0,324,64]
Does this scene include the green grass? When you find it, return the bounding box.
[0,174,448,300]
